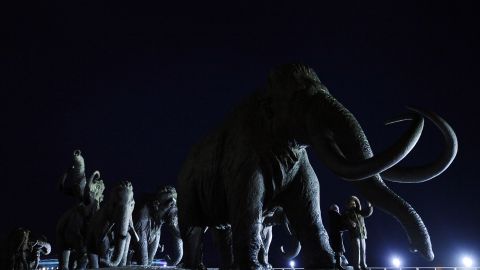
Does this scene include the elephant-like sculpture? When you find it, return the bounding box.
[59,150,87,202]
[86,181,137,268]
[130,185,183,266]
[177,64,457,269]
[259,207,300,269]
[56,170,104,270]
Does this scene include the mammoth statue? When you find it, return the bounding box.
[177,64,457,269]
[129,185,183,266]
[86,181,137,268]
[59,150,87,202]
[56,171,104,270]
[259,207,300,269]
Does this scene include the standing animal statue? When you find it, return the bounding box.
[177,64,457,269]
[259,207,300,269]
[86,181,137,268]
[59,150,87,202]
[130,185,183,266]
[56,170,104,270]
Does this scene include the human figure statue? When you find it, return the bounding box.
[328,204,349,270]
[344,196,373,270]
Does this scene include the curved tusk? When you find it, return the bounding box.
[319,108,424,181]
[381,108,458,183]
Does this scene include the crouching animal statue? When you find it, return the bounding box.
[129,185,183,266]
[177,64,457,269]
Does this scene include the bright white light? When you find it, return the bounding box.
[289,260,296,268]
[463,256,474,267]
[392,257,401,267]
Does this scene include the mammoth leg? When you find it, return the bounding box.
[281,158,334,269]
[88,253,99,269]
[148,232,160,265]
[119,233,131,266]
[59,250,70,270]
[258,226,272,269]
[180,226,205,269]
[211,227,233,270]
[230,173,264,270]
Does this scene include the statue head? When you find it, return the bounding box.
[329,204,340,213]
[347,196,361,210]
[151,185,177,220]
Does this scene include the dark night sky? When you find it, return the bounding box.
[1,1,479,267]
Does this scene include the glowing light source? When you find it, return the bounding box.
[392,257,402,267]
[289,260,296,268]
[462,256,474,267]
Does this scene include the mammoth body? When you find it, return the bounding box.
[178,64,456,269]
[130,186,183,266]
[86,181,135,268]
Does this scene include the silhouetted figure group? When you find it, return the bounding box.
[2,227,51,270]
[329,196,373,270]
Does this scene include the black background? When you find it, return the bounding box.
[1,1,478,268]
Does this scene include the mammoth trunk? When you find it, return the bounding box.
[353,179,433,260]
[101,216,129,267]
[169,235,183,266]
[307,96,433,260]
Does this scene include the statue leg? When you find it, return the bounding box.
[180,226,205,269]
[229,174,264,270]
[59,250,70,270]
[259,226,272,269]
[280,160,335,269]
[88,253,99,269]
[120,233,131,266]
[148,233,161,265]
[211,227,233,270]
[360,238,367,269]
[351,238,361,270]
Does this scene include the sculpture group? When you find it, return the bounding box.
[2,64,458,270]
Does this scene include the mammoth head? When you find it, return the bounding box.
[152,185,177,215]
[259,63,457,261]
[267,64,328,97]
